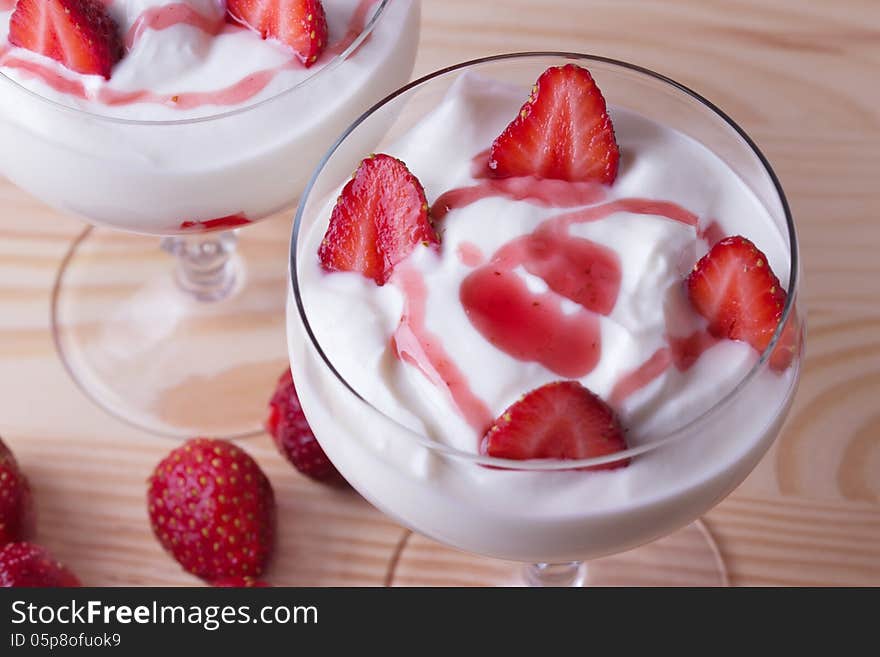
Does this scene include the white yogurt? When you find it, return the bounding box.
[0,0,420,233]
[289,71,799,562]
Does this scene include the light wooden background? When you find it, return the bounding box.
[1,0,879,586]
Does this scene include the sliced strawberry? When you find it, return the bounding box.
[687,235,795,372]
[227,0,328,66]
[488,64,620,184]
[9,0,123,80]
[480,381,629,470]
[318,154,439,286]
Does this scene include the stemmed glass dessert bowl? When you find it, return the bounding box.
[0,0,420,438]
[289,52,803,586]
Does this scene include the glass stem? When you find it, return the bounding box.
[523,562,586,587]
[161,231,239,302]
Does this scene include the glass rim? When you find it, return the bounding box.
[289,51,800,471]
[0,0,391,127]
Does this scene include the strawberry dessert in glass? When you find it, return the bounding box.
[0,0,419,437]
[289,53,803,586]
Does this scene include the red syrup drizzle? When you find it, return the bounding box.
[552,197,699,230]
[178,213,251,232]
[102,68,281,108]
[698,219,725,247]
[124,3,225,50]
[456,193,707,379]
[433,149,608,223]
[433,177,607,222]
[460,269,604,380]
[608,330,720,407]
[0,54,87,97]
[669,329,719,370]
[456,241,484,267]
[390,149,723,433]
[0,0,380,112]
[602,217,726,406]
[609,347,672,407]
[460,220,622,378]
[391,265,494,434]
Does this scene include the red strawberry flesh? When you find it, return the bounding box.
[226,0,328,66]
[266,368,343,484]
[0,542,80,587]
[488,64,620,184]
[0,438,35,546]
[318,154,439,286]
[481,381,629,470]
[9,0,123,79]
[147,438,275,581]
[686,235,795,372]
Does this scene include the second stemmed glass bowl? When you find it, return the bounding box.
[0,0,420,438]
[289,53,803,586]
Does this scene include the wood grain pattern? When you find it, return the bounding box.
[1,0,879,586]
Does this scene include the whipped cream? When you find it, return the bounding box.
[1,0,383,119]
[289,71,799,562]
[0,0,419,233]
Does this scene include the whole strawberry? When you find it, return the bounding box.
[0,542,80,587]
[147,438,275,581]
[266,369,343,484]
[0,438,35,545]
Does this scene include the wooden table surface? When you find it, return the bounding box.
[2,0,879,586]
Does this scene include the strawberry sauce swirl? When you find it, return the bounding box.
[391,151,719,431]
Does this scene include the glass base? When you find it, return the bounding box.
[386,520,729,587]
[51,216,292,439]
